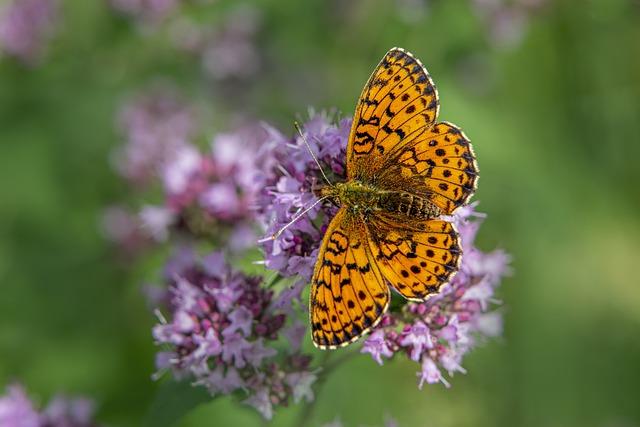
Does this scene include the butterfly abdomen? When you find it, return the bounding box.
[378,191,441,219]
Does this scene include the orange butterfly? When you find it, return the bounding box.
[310,47,479,349]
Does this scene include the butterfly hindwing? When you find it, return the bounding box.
[347,47,439,180]
[310,208,390,349]
[366,214,461,301]
[381,121,478,214]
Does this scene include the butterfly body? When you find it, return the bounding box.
[320,182,441,220]
[319,181,380,214]
[309,48,478,350]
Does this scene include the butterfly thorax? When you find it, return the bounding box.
[320,181,441,219]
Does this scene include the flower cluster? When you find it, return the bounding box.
[390,0,545,49]
[111,86,269,251]
[100,205,151,261]
[471,0,546,49]
[0,383,101,427]
[0,0,58,65]
[257,111,350,280]
[152,251,316,419]
[170,4,262,82]
[108,0,183,24]
[113,86,197,187]
[138,122,269,251]
[257,113,510,389]
[361,203,509,388]
[107,102,508,419]
[323,417,399,427]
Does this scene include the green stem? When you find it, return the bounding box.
[263,273,284,289]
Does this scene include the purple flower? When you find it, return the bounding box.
[169,5,262,81]
[100,205,139,244]
[199,183,242,219]
[360,329,394,366]
[192,328,222,362]
[162,144,201,195]
[100,205,150,259]
[284,371,317,404]
[206,284,242,314]
[438,315,461,343]
[131,122,271,251]
[41,395,97,427]
[257,111,349,280]
[471,0,546,49]
[0,384,40,427]
[201,6,261,81]
[475,311,503,337]
[163,246,197,280]
[321,416,399,427]
[243,387,272,420]
[398,321,433,362]
[201,251,225,277]
[243,339,277,367]
[112,86,197,187]
[384,417,400,427]
[152,251,315,419]
[109,0,182,24]
[0,383,102,427]
[220,332,251,369]
[139,205,176,242]
[223,306,253,337]
[196,365,244,395]
[418,357,449,389]
[272,280,307,312]
[0,0,58,65]
[439,350,467,377]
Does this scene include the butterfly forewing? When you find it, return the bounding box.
[347,48,439,181]
[310,208,390,349]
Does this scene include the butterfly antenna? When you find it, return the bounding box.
[294,121,333,186]
[259,196,330,242]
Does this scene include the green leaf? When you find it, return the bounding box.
[144,380,212,427]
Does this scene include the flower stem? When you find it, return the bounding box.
[263,273,283,288]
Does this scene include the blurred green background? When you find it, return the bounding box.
[1,0,639,426]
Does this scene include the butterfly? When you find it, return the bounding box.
[310,47,479,349]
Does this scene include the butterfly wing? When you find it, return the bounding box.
[310,208,390,349]
[346,47,439,181]
[346,48,478,214]
[366,213,461,301]
[380,121,478,214]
